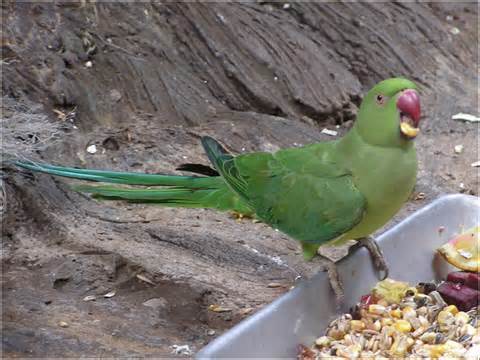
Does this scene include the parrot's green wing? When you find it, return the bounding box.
[201,137,366,258]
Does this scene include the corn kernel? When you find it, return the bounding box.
[437,310,455,326]
[420,332,436,344]
[418,315,429,327]
[390,309,402,318]
[327,327,345,340]
[372,320,381,332]
[443,340,466,357]
[350,320,366,332]
[454,311,470,325]
[337,344,361,358]
[444,304,459,314]
[315,336,330,347]
[390,335,409,357]
[429,344,446,358]
[381,318,394,327]
[402,306,416,319]
[416,306,428,316]
[408,316,421,330]
[394,319,412,333]
[462,324,476,337]
[411,326,428,338]
[382,326,395,337]
[368,304,386,315]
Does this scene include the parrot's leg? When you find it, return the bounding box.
[301,242,344,301]
[352,236,389,279]
[319,255,345,302]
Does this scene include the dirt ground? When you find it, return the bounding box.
[1,2,478,357]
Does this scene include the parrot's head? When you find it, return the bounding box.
[355,78,421,147]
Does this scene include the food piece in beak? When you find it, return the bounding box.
[400,122,419,138]
[397,90,421,139]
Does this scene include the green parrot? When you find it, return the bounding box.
[15,77,421,297]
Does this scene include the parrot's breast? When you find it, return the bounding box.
[333,129,417,243]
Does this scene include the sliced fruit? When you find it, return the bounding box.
[360,293,378,307]
[447,271,471,284]
[437,281,480,311]
[467,272,480,290]
[372,278,410,304]
[437,226,480,272]
[447,271,480,290]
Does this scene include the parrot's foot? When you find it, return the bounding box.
[318,255,344,303]
[353,236,389,280]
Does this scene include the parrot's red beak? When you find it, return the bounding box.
[397,89,421,139]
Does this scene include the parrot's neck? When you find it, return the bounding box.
[348,121,413,150]
[336,125,415,168]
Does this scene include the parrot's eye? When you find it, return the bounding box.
[376,94,385,105]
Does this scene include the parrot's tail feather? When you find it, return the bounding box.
[201,136,233,171]
[74,185,212,206]
[14,160,253,214]
[14,160,215,187]
[72,184,252,213]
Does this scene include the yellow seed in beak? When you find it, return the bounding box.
[400,122,419,138]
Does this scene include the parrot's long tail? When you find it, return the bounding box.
[14,161,252,213]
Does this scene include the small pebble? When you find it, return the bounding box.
[321,128,338,136]
[454,144,464,154]
[86,144,97,154]
[450,27,460,35]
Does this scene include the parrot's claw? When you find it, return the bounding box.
[353,236,389,280]
[318,255,344,303]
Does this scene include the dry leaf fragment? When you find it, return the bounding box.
[103,290,116,298]
[83,295,97,302]
[267,282,283,288]
[208,304,232,313]
[240,307,254,316]
[136,273,154,285]
[414,192,426,201]
[53,109,67,121]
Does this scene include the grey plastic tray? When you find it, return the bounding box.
[197,194,480,359]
